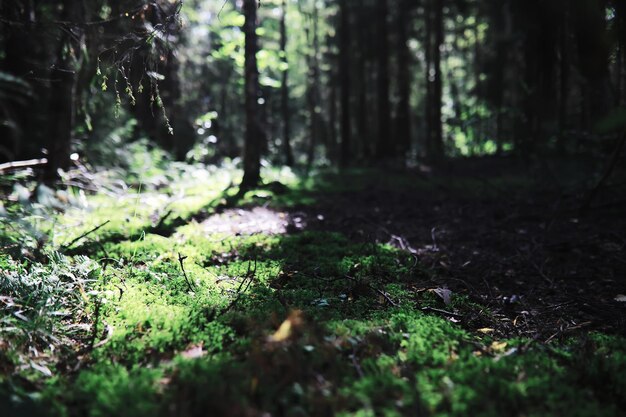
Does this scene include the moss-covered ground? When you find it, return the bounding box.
[1,162,625,417]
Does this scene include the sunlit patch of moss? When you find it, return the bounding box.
[92,262,235,366]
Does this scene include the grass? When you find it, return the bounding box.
[1,163,625,417]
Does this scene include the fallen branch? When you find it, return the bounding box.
[62,220,111,250]
[421,306,463,319]
[0,158,47,173]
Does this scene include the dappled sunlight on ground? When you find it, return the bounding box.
[200,206,298,235]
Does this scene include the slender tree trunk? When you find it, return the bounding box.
[241,0,262,189]
[339,0,352,167]
[493,2,508,154]
[617,40,622,107]
[431,0,444,160]
[424,0,433,160]
[473,10,483,144]
[326,32,338,163]
[280,0,294,166]
[305,4,323,173]
[558,6,570,149]
[376,0,392,159]
[396,0,412,157]
[45,0,84,182]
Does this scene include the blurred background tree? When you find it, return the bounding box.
[1,0,624,182]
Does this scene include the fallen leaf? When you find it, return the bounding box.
[433,287,453,305]
[269,319,293,342]
[491,341,508,352]
[31,362,52,377]
[478,328,495,334]
[268,310,304,342]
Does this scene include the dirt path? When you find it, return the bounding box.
[289,170,626,339]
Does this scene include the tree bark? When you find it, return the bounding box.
[376,0,392,159]
[425,0,444,161]
[558,4,570,149]
[326,31,338,163]
[424,0,433,160]
[45,0,84,182]
[241,0,263,189]
[339,0,352,168]
[280,0,294,166]
[432,0,444,159]
[396,0,412,157]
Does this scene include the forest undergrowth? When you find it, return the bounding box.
[1,157,625,417]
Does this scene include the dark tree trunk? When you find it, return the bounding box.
[280,0,294,166]
[339,0,352,168]
[326,32,338,163]
[241,0,263,189]
[45,0,84,182]
[573,0,612,129]
[492,1,509,154]
[431,0,444,160]
[616,0,625,106]
[396,0,412,157]
[424,0,433,160]
[305,4,322,173]
[376,0,392,159]
[558,4,570,148]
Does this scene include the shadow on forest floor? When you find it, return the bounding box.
[2,159,626,416]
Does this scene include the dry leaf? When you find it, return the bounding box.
[268,310,304,343]
[269,319,292,342]
[491,341,508,352]
[478,328,495,334]
[433,287,453,305]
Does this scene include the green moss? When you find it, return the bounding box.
[3,166,625,417]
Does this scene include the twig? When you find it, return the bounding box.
[62,220,111,250]
[0,158,47,173]
[344,275,398,307]
[421,306,463,319]
[218,257,257,316]
[93,324,113,349]
[350,352,365,378]
[178,253,197,293]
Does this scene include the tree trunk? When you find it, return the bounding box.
[241,0,263,189]
[396,0,412,157]
[558,5,570,149]
[339,0,352,168]
[573,0,612,129]
[305,4,322,173]
[430,0,444,160]
[376,0,392,159]
[45,0,84,182]
[424,0,433,160]
[280,0,294,166]
[326,32,338,163]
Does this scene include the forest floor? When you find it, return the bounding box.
[1,156,625,417]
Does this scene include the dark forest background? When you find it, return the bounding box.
[1,0,624,181]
